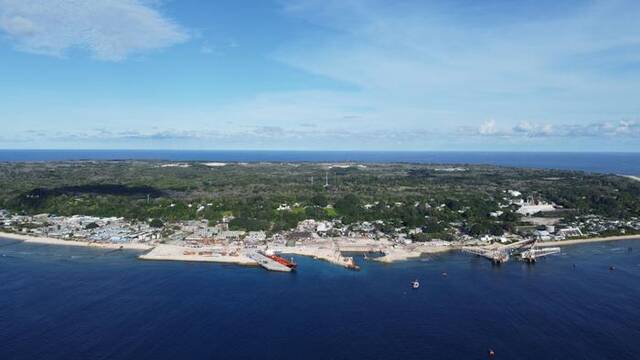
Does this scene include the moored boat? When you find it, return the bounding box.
[267,254,297,269]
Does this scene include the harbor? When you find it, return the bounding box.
[462,239,561,264]
[2,236,639,360]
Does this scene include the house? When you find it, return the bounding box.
[316,221,333,233]
[245,231,267,243]
[296,219,318,232]
[508,190,522,197]
[217,230,245,241]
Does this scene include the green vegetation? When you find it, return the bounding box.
[149,219,164,228]
[1,161,639,236]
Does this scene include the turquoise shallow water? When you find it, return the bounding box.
[1,238,639,360]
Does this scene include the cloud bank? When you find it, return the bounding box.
[0,0,189,60]
[469,120,640,138]
[274,0,640,136]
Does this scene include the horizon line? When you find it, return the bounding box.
[2,149,640,154]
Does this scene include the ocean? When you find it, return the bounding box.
[1,238,639,360]
[1,150,640,175]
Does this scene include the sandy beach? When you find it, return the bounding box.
[0,231,153,250]
[375,243,453,263]
[539,235,640,247]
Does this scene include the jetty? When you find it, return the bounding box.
[520,247,561,263]
[462,239,559,264]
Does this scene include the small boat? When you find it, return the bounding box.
[411,279,420,289]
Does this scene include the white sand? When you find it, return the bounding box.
[539,235,640,247]
[202,162,227,167]
[375,244,453,263]
[0,232,152,250]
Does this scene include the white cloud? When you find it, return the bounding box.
[513,122,554,137]
[200,39,239,55]
[479,120,498,135]
[275,0,640,133]
[0,0,189,61]
[462,119,640,138]
[562,120,640,137]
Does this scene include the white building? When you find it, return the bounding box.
[245,231,267,243]
[516,198,556,215]
[558,227,583,238]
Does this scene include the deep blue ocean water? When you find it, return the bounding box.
[1,150,639,175]
[1,238,639,360]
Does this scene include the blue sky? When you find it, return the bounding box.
[1,0,639,151]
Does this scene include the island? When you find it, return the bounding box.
[1,160,639,270]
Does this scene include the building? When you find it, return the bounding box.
[245,231,267,243]
[558,227,583,238]
[516,198,556,216]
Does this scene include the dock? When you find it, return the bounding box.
[520,247,561,262]
[462,239,560,264]
[246,250,292,272]
[463,247,510,264]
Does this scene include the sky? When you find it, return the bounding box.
[1,0,639,151]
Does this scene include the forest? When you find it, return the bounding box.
[1,160,639,236]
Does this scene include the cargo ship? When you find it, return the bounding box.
[263,249,297,269]
[247,250,292,272]
[266,253,297,269]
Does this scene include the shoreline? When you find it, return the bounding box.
[374,244,454,263]
[538,234,640,247]
[2,231,639,264]
[0,231,152,250]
